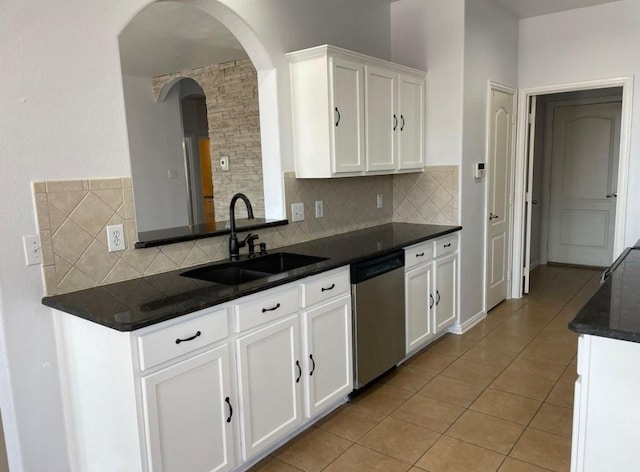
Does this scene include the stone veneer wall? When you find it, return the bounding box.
[153,59,263,221]
[33,166,458,296]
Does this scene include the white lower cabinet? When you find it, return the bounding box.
[302,295,353,418]
[405,262,435,353]
[434,253,457,332]
[235,314,303,460]
[404,233,459,355]
[141,344,235,472]
[54,265,352,472]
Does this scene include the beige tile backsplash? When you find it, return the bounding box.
[33,166,458,295]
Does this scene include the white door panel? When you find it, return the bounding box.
[547,102,621,267]
[486,88,514,311]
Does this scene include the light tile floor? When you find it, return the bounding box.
[250,265,601,472]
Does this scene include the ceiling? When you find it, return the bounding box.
[490,0,620,18]
[120,0,621,78]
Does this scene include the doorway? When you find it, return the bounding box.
[512,78,632,297]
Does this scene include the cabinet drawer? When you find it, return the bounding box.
[301,267,350,308]
[404,241,434,269]
[434,234,458,258]
[234,285,300,333]
[138,308,228,371]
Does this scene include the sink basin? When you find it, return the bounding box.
[240,252,327,274]
[181,266,271,285]
[180,252,328,285]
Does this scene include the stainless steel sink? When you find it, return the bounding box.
[180,252,327,285]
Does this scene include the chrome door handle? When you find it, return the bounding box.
[489,213,499,220]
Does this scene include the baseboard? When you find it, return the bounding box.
[530,260,539,271]
[449,310,487,335]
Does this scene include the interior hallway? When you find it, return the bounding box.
[250,265,601,472]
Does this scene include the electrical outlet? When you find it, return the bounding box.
[106,224,126,252]
[291,202,305,222]
[315,200,324,218]
[376,194,383,209]
[220,156,230,171]
[22,235,41,266]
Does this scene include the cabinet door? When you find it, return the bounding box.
[434,254,457,332]
[365,66,397,172]
[330,56,365,173]
[236,315,303,460]
[141,344,235,472]
[302,296,353,418]
[405,262,435,354]
[397,74,425,170]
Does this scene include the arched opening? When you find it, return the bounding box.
[119,0,283,239]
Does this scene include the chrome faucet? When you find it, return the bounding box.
[228,193,255,260]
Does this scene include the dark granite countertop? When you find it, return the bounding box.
[43,223,461,332]
[569,247,640,343]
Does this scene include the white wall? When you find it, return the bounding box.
[390,0,465,166]
[460,0,518,324]
[518,0,640,247]
[123,74,190,232]
[0,1,391,470]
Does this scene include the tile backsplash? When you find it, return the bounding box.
[33,166,458,296]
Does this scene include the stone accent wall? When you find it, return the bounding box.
[153,59,263,221]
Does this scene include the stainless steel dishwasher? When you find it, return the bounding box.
[351,250,405,389]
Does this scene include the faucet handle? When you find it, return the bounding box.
[245,233,259,256]
[259,242,267,255]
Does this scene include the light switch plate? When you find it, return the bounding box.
[291,203,305,222]
[22,235,41,266]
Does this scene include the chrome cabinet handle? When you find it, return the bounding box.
[429,294,434,309]
[393,114,398,131]
[400,115,405,131]
[175,331,201,344]
[416,252,425,257]
[443,243,451,248]
[436,290,441,305]
[335,107,341,127]
[321,283,335,292]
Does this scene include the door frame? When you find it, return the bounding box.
[511,76,633,298]
[484,81,517,311]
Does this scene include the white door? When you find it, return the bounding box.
[434,254,457,332]
[397,74,425,170]
[486,88,515,310]
[405,262,435,354]
[302,296,353,418]
[141,345,235,472]
[365,66,396,171]
[523,96,537,294]
[330,57,365,173]
[547,101,621,267]
[236,315,302,460]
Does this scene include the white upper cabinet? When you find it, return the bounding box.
[288,45,426,178]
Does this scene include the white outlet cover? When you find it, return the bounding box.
[106,224,126,252]
[291,202,305,222]
[315,200,324,218]
[376,194,383,209]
